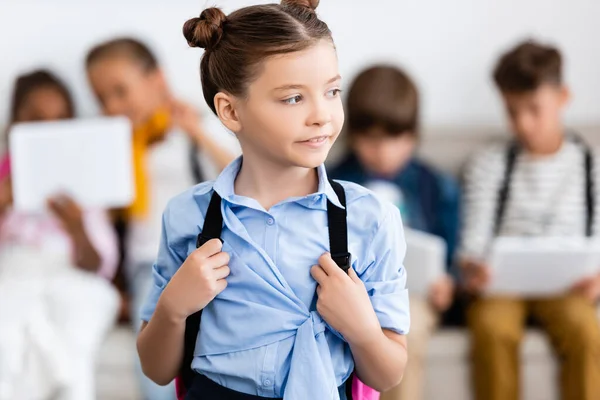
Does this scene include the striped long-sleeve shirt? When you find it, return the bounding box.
[460,139,600,260]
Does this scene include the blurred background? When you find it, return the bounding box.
[3,0,600,130]
[0,1,599,400]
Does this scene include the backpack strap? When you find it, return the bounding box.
[494,135,595,237]
[180,190,224,390]
[196,192,224,247]
[584,148,595,236]
[180,181,352,392]
[189,141,205,184]
[494,142,519,235]
[572,135,595,236]
[326,179,354,399]
[327,179,351,272]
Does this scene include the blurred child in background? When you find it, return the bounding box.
[331,65,460,400]
[85,37,237,400]
[459,40,600,400]
[0,70,119,400]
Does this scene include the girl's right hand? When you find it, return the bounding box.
[158,238,230,321]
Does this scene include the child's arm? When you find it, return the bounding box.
[0,155,12,215]
[47,195,102,272]
[171,100,236,171]
[79,209,119,279]
[136,309,185,386]
[349,328,408,391]
[0,179,11,216]
[312,255,407,391]
[137,238,230,385]
[311,202,410,391]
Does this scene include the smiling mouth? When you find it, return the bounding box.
[300,135,329,143]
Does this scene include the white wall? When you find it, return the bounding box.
[1,0,599,130]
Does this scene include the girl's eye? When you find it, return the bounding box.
[282,95,303,105]
[326,88,342,98]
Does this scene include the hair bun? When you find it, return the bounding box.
[183,8,227,51]
[281,0,320,11]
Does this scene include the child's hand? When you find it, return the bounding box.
[47,194,84,236]
[460,259,491,294]
[428,274,455,312]
[570,274,600,303]
[171,99,203,140]
[158,239,230,321]
[311,253,381,345]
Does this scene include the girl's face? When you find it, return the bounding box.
[225,40,344,169]
[87,57,167,127]
[16,86,71,123]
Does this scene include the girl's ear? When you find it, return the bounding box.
[214,92,242,133]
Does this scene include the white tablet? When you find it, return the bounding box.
[9,117,134,211]
[404,229,447,295]
[485,237,600,297]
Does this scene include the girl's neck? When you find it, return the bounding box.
[234,153,319,211]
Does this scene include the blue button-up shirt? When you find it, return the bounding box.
[141,157,410,399]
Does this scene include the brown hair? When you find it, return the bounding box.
[86,37,159,72]
[346,65,419,138]
[493,40,562,93]
[10,69,75,125]
[182,0,332,115]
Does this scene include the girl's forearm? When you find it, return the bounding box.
[137,298,187,385]
[348,329,408,392]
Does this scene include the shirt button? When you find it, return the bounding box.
[267,217,275,226]
[264,379,272,386]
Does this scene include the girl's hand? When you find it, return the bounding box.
[48,194,102,271]
[158,239,231,321]
[311,253,381,345]
[47,194,84,236]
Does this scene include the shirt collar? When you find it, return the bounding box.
[195,157,344,210]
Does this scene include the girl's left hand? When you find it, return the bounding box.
[311,253,381,345]
[47,194,84,236]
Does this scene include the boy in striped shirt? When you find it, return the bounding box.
[459,40,600,400]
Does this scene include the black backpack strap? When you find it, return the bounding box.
[189,141,205,184]
[494,142,519,235]
[180,190,224,390]
[570,134,595,237]
[196,192,224,247]
[495,135,596,237]
[181,181,353,391]
[327,179,354,399]
[327,179,351,272]
[584,147,595,236]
